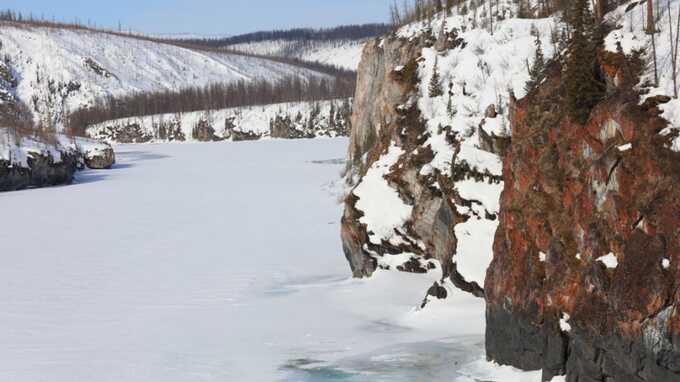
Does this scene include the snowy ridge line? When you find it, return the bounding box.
[0,19,350,76]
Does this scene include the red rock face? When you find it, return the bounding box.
[485,54,680,381]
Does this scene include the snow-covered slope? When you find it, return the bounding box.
[87,99,352,143]
[227,39,367,70]
[604,0,680,148]
[343,0,559,290]
[0,23,328,129]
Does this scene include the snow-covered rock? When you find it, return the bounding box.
[0,127,114,190]
[342,0,558,298]
[87,99,352,143]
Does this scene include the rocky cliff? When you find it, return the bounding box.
[342,1,680,380]
[485,2,680,381]
[342,1,554,303]
[0,130,116,191]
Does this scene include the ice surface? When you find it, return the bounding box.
[0,138,545,381]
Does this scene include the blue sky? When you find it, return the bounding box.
[3,0,392,36]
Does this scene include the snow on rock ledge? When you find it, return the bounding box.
[341,0,557,301]
[0,128,114,191]
[87,100,351,143]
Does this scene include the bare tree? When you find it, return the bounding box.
[668,0,680,98]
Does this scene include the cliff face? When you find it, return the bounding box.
[485,35,680,382]
[344,1,680,380]
[341,3,553,302]
[0,150,77,191]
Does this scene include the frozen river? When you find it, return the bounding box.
[0,139,539,381]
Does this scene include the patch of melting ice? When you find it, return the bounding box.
[280,336,485,382]
[265,274,351,297]
[310,158,347,165]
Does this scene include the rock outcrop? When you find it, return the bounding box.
[485,46,680,381]
[342,1,680,380]
[340,10,520,300]
[0,150,77,191]
[84,144,115,169]
[87,99,351,143]
[0,130,117,191]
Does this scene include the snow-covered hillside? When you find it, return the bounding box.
[0,23,328,129]
[227,39,366,70]
[87,99,352,143]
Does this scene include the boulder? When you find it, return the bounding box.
[84,145,116,169]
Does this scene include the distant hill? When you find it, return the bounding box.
[0,20,332,131]
[175,24,391,70]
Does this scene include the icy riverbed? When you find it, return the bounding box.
[0,139,541,381]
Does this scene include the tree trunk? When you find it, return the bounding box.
[647,0,655,34]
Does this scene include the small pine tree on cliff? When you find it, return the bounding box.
[564,0,605,124]
[429,58,444,97]
[525,28,545,93]
[446,81,456,117]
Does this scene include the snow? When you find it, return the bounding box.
[87,99,349,142]
[226,39,366,70]
[560,313,572,333]
[0,23,327,129]
[454,210,499,287]
[662,258,671,269]
[0,127,109,167]
[456,358,543,382]
[617,143,633,151]
[597,252,619,269]
[604,0,680,149]
[0,138,551,381]
[0,129,64,166]
[353,145,412,245]
[456,178,503,214]
[539,251,548,262]
[399,0,559,287]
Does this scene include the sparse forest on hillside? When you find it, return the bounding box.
[67,75,356,136]
[177,24,391,48]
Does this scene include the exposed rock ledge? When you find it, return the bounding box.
[0,132,115,192]
[485,49,680,382]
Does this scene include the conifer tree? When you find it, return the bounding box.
[446,0,454,16]
[525,28,545,93]
[564,0,604,124]
[429,58,444,97]
[446,81,456,117]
